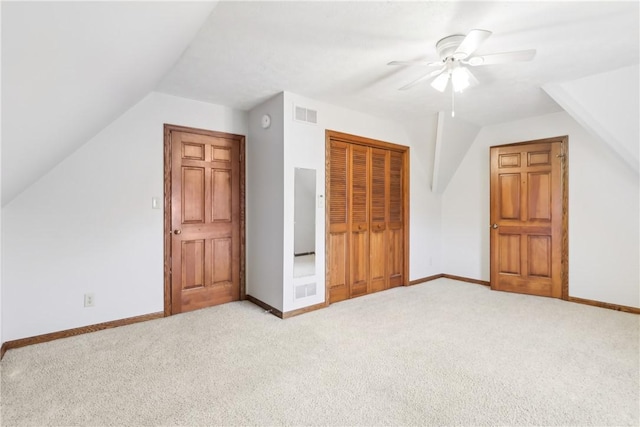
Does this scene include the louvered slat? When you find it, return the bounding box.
[371,150,386,223]
[330,144,347,224]
[390,151,403,223]
[351,147,368,224]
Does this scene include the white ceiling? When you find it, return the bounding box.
[1,1,218,205]
[158,1,639,125]
[2,1,639,205]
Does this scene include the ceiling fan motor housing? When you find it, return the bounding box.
[435,34,466,60]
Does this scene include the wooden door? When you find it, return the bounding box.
[490,137,567,298]
[165,125,245,314]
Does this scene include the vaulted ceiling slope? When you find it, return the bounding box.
[1,1,218,206]
[158,1,639,125]
[3,1,638,205]
[544,65,639,174]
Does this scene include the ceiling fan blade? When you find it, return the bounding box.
[467,49,536,66]
[388,60,442,67]
[467,68,479,87]
[430,72,450,92]
[454,29,492,59]
[399,67,446,90]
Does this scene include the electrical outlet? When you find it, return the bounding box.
[84,293,95,307]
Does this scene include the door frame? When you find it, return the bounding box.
[489,135,569,300]
[324,130,410,304]
[163,124,246,316]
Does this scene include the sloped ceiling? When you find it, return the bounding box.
[158,1,639,125]
[543,65,639,174]
[3,1,639,204]
[1,1,217,206]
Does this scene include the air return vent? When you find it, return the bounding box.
[294,105,318,124]
[295,283,317,299]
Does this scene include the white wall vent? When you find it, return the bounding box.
[295,283,317,299]
[294,105,318,125]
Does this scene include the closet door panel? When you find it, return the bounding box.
[388,151,404,288]
[350,231,369,296]
[328,141,349,303]
[388,228,404,287]
[349,145,370,297]
[370,148,388,292]
[369,230,386,292]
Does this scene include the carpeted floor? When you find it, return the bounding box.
[1,278,638,426]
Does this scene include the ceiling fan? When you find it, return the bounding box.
[388,29,536,92]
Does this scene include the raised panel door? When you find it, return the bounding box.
[171,130,241,313]
[490,139,564,298]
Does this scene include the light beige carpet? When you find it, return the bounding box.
[1,278,638,426]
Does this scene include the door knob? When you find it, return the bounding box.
[492,224,498,229]
[173,229,182,235]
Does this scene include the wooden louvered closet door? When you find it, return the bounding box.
[327,134,406,304]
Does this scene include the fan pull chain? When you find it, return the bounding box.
[451,84,455,118]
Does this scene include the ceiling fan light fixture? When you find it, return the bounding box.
[451,66,471,93]
[467,56,484,66]
[431,72,450,92]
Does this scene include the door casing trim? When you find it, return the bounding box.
[163,124,246,316]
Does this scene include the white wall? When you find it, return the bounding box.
[1,92,248,341]
[432,112,481,193]
[0,193,2,347]
[281,92,441,313]
[246,94,285,311]
[0,45,3,344]
[442,111,639,308]
[404,118,443,278]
